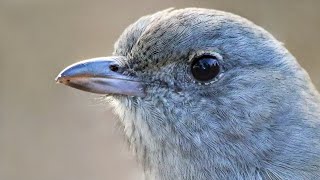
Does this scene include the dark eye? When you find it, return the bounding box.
[191,55,221,82]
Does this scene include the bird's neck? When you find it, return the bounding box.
[111,87,320,179]
[111,98,273,179]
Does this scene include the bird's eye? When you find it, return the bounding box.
[191,55,221,82]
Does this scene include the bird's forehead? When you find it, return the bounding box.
[113,8,268,70]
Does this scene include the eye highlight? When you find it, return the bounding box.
[190,55,221,82]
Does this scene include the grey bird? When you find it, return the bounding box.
[56,8,320,180]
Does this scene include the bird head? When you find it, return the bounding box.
[56,8,317,178]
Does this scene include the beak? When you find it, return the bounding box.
[55,57,145,97]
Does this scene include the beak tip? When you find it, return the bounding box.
[55,65,72,84]
[55,72,66,84]
[55,75,60,82]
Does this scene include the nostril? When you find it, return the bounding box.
[109,64,119,72]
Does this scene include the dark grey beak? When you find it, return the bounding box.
[55,57,145,97]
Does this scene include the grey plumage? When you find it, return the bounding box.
[111,8,320,180]
[59,8,320,180]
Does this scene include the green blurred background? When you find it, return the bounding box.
[1,0,319,180]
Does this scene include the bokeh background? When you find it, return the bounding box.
[1,0,319,180]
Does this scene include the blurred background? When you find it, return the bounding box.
[0,0,319,180]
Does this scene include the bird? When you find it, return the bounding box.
[56,8,320,180]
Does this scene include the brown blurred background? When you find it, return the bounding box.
[0,0,319,180]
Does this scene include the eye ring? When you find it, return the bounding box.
[189,53,223,84]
